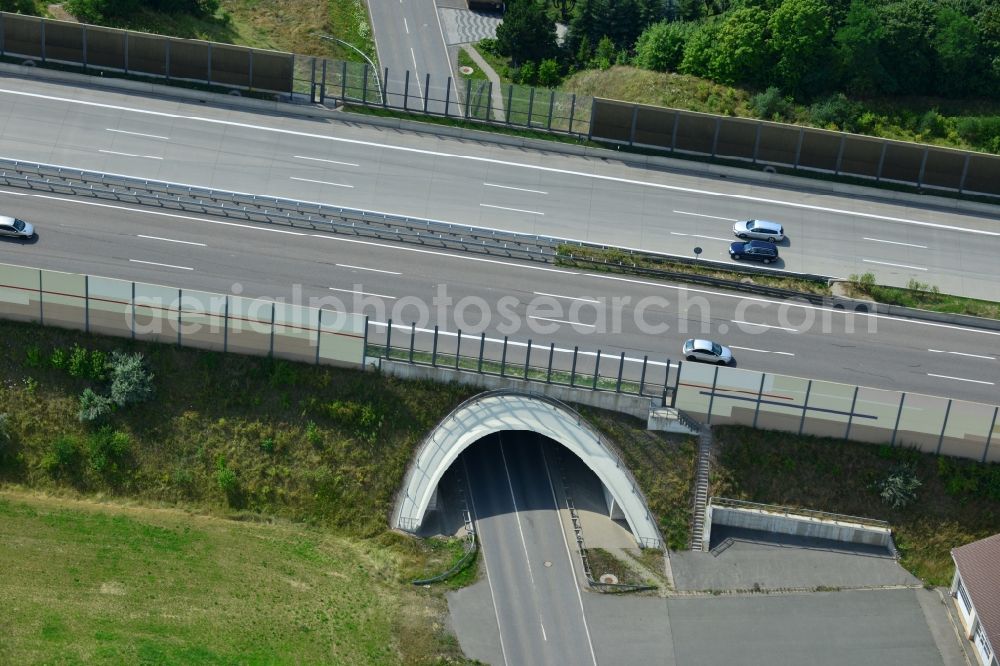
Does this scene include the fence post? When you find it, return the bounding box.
[164,37,169,80]
[500,336,508,377]
[37,270,43,325]
[875,141,888,181]
[455,329,462,369]
[444,76,451,116]
[526,87,535,127]
[890,392,906,446]
[362,63,369,104]
[384,318,392,359]
[360,314,368,367]
[464,77,472,119]
[403,70,410,110]
[546,90,555,130]
[207,42,213,85]
[341,60,347,101]
[82,25,88,71]
[570,346,579,386]
[615,352,625,392]
[916,147,929,188]
[477,333,485,373]
[0,13,5,56]
[958,153,971,194]
[672,361,681,407]
[568,93,576,134]
[409,322,416,363]
[310,57,317,103]
[248,50,254,92]
[317,309,324,364]
[639,355,648,396]
[268,303,275,357]
[834,134,846,175]
[798,380,812,436]
[752,123,762,164]
[223,296,229,353]
[505,85,513,125]
[936,399,953,455]
[431,325,439,366]
[40,18,45,62]
[669,110,680,151]
[524,340,532,380]
[177,288,182,347]
[124,32,132,74]
[706,366,720,425]
[383,67,389,108]
[130,281,135,339]
[546,342,554,383]
[711,117,721,157]
[752,372,766,428]
[661,363,669,406]
[592,350,601,389]
[628,105,639,146]
[983,406,998,463]
[844,386,860,440]
[320,59,329,104]
[793,128,804,169]
[423,73,430,113]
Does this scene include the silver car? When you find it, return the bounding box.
[682,339,733,365]
[0,215,34,239]
[733,219,784,242]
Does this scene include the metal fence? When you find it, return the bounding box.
[674,361,1000,463]
[0,12,293,94]
[365,319,674,403]
[0,262,366,365]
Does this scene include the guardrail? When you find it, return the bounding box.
[709,497,890,530]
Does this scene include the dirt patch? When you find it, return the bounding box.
[48,4,78,22]
[99,581,126,595]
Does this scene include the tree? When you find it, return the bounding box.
[768,0,832,95]
[108,351,154,407]
[679,18,723,78]
[537,58,563,86]
[710,6,771,85]
[635,19,697,71]
[496,0,558,66]
[592,35,616,69]
[933,7,981,97]
[877,0,938,95]
[834,0,889,95]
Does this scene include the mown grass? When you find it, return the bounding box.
[0,490,454,665]
[556,244,833,295]
[711,426,1000,586]
[843,275,1000,321]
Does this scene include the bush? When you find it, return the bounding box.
[68,345,89,378]
[749,87,791,121]
[304,421,323,448]
[109,351,154,407]
[41,435,80,476]
[65,0,139,22]
[954,116,1000,151]
[49,348,68,371]
[917,110,952,139]
[25,345,43,368]
[323,401,383,445]
[635,20,695,72]
[808,93,861,131]
[0,0,38,13]
[478,37,500,57]
[215,455,238,494]
[0,413,9,455]
[78,388,115,423]
[88,349,109,382]
[874,463,921,509]
[536,59,562,88]
[591,36,615,70]
[515,60,537,85]
[88,426,130,475]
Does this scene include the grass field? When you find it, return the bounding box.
[843,274,1000,320]
[711,426,1000,586]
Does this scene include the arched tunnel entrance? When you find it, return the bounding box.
[392,391,663,549]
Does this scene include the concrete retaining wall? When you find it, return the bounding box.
[374,358,656,420]
[704,504,893,552]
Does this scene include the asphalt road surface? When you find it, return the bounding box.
[0,77,997,298]
[0,188,997,403]
[463,434,597,666]
[368,0,458,114]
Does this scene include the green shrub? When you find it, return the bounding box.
[808,93,861,131]
[25,345,43,368]
[537,58,562,88]
[68,345,89,378]
[41,435,81,476]
[88,426,130,475]
[109,351,154,406]
[635,20,696,72]
[478,38,500,57]
[78,388,115,423]
[49,348,68,371]
[749,86,790,121]
[260,437,275,454]
[874,463,921,509]
[304,421,323,448]
[215,455,238,494]
[88,349,109,382]
[954,116,1000,151]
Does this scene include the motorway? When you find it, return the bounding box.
[0,77,997,298]
[463,434,597,665]
[0,186,998,404]
[368,0,458,114]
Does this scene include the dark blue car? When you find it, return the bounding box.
[729,240,779,264]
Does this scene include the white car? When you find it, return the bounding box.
[733,219,784,242]
[0,215,34,239]
[683,339,733,365]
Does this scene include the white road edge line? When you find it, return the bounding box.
[293,155,360,168]
[539,444,598,666]
[410,48,424,98]
[137,234,206,246]
[480,203,545,216]
[728,346,795,356]
[674,210,739,222]
[335,263,401,275]
[329,287,397,300]
[863,237,928,249]
[106,128,169,140]
[533,291,600,304]
[461,456,511,666]
[927,373,995,386]
[403,17,409,33]
[731,320,798,333]
[862,258,928,271]
[128,259,193,271]
[99,149,162,160]
[928,349,996,360]
[484,183,548,195]
[528,315,597,329]
[290,176,353,188]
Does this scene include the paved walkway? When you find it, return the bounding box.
[459,45,506,122]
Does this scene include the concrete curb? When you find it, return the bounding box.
[3,61,998,217]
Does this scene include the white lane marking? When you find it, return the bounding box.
[498,437,540,595]
[4,87,996,238]
[539,445,598,666]
[128,259,193,271]
[137,234,206,246]
[290,176,353,189]
[728,346,795,356]
[461,456,511,666]
[928,349,996,360]
[927,373,995,386]
[670,231,732,242]
[674,210,739,222]
[862,258,927,271]
[480,203,545,216]
[410,48,424,98]
[583,273,1000,338]
[484,183,548,195]
[731,320,798,332]
[335,263,401,275]
[403,17,409,33]
[329,286,397,300]
[528,315,596,329]
[0,191,28,196]
[98,149,162,160]
[28,193,308,236]
[293,155,360,168]
[541,624,547,641]
[311,234,579,275]
[106,128,169,140]
[533,291,600,304]
[864,237,927,249]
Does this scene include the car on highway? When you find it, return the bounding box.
[683,339,733,365]
[0,215,34,239]
[729,239,778,264]
[733,219,784,242]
